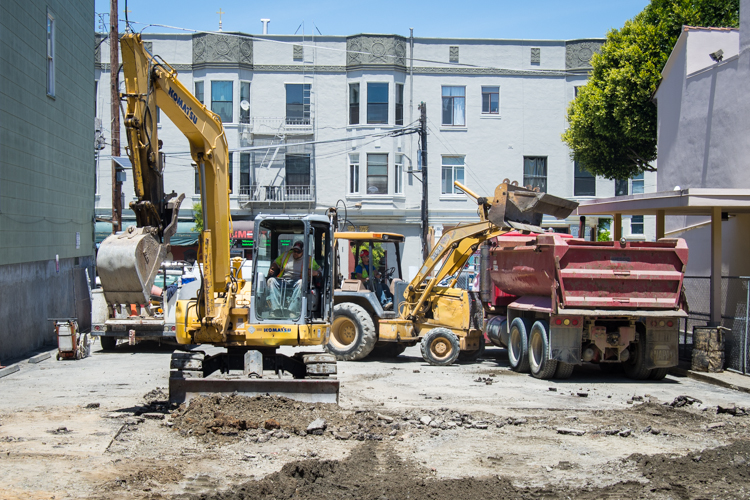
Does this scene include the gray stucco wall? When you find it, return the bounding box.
[0,0,95,361]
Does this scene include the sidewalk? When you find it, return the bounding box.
[671,364,750,395]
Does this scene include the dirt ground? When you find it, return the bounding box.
[1,342,750,499]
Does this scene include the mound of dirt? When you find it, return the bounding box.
[171,394,504,442]
[180,439,750,500]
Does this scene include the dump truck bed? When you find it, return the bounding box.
[489,233,688,311]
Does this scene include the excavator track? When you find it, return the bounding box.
[168,350,339,404]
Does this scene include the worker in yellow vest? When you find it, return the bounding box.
[267,240,320,317]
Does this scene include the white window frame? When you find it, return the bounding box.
[194,80,205,104]
[366,153,388,195]
[394,154,404,195]
[441,86,466,127]
[630,215,644,235]
[348,154,360,195]
[240,81,251,124]
[211,80,234,124]
[46,10,56,97]
[481,86,499,115]
[441,156,465,195]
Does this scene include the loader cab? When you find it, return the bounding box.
[251,214,335,325]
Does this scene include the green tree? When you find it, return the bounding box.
[597,218,612,242]
[192,202,203,232]
[563,0,739,180]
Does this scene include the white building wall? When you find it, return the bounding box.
[96,32,659,270]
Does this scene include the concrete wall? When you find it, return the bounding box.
[0,0,95,361]
[95,33,658,273]
[656,29,748,191]
[0,256,94,363]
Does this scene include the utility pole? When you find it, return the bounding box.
[419,102,429,260]
[110,0,122,233]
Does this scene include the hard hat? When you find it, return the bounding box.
[360,249,369,257]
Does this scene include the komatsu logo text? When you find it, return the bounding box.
[168,87,198,125]
[264,327,292,333]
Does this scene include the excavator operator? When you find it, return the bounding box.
[267,241,320,316]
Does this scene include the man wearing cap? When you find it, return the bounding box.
[267,240,320,317]
[355,249,392,308]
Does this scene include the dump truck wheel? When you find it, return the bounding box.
[623,336,651,380]
[421,328,460,366]
[325,303,376,361]
[458,339,485,362]
[100,336,117,351]
[508,318,530,373]
[529,320,557,379]
[648,367,669,380]
[554,362,575,379]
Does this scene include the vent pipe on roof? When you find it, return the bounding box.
[261,19,270,35]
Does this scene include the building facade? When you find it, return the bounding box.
[95,31,654,274]
[0,0,96,360]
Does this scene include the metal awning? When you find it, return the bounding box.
[577,188,750,217]
[95,221,198,246]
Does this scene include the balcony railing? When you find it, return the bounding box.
[238,117,314,137]
[238,184,315,204]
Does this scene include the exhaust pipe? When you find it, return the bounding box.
[480,242,492,304]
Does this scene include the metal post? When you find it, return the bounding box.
[710,207,722,326]
[110,0,121,233]
[743,276,749,375]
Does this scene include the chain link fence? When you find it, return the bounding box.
[681,276,750,374]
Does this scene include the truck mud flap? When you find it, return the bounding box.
[645,327,678,369]
[549,326,582,364]
[169,377,340,405]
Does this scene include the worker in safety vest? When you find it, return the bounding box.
[354,249,392,308]
[267,240,320,316]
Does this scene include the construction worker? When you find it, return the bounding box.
[267,241,320,317]
[355,249,392,309]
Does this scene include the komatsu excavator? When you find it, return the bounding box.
[96,33,339,403]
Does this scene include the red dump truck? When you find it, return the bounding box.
[482,232,688,380]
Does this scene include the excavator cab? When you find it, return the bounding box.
[251,214,336,326]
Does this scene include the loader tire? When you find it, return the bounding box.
[100,336,117,351]
[421,328,460,366]
[623,331,651,380]
[458,338,485,362]
[508,318,530,373]
[529,320,557,379]
[554,362,575,379]
[325,303,376,361]
[371,342,407,358]
[648,367,669,380]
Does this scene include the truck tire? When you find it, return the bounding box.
[371,342,407,358]
[648,367,669,380]
[100,336,117,351]
[325,303,376,361]
[420,328,460,366]
[528,320,558,379]
[623,334,651,380]
[458,338,485,362]
[508,318,530,373]
[555,362,575,379]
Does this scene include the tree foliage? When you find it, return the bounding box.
[563,0,739,180]
[192,202,203,232]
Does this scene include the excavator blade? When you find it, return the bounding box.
[488,183,578,228]
[96,226,167,305]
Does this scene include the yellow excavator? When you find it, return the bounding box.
[96,33,339,403]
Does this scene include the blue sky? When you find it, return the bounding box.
[95,0,650,39]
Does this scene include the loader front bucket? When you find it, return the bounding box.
[96,226,167,305]
[488,182,578,228]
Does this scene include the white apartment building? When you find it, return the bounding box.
[95,32,655,272]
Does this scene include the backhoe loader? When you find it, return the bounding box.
[325,180,578,366]
[96,33,338,403]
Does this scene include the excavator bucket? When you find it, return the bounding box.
[96,226,167,305]
[487,182,578,229]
